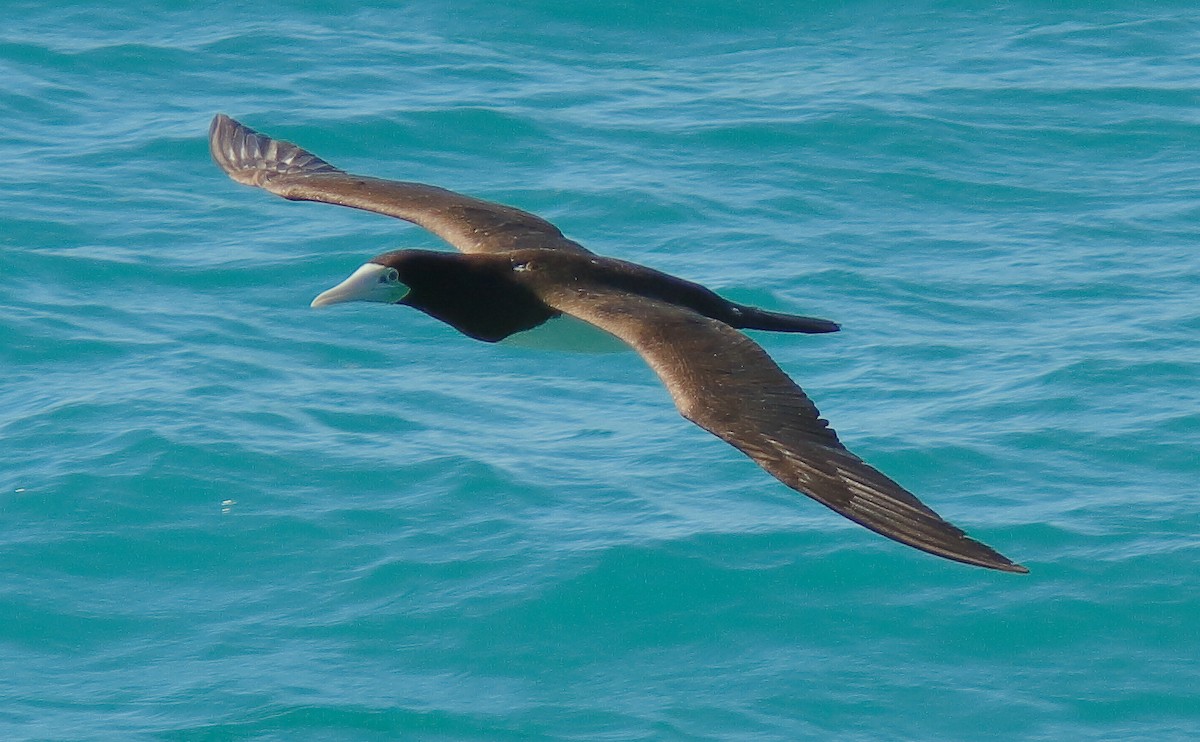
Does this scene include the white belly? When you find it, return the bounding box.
[501,314,630,353]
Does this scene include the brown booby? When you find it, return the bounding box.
[209,113,1026,573]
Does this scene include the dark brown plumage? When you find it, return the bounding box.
[209,113,1027,574]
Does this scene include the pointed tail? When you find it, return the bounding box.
[733,305,840,334]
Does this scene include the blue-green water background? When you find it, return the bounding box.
[3,2,1199,739]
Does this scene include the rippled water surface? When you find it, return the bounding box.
[3,2,1199,739]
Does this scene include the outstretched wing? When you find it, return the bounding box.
[208,114,591,255]
[539,284,1027,573]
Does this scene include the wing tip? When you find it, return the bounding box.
[930,532,1028,574]
[964,553,1029,574]
[208,113,256,184]
[208,113,341,187]
[980,554,1029,574]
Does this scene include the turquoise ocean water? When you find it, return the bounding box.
[3,2,1199,739]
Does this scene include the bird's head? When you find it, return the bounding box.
[310,251,412,308]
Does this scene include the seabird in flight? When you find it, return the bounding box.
[209,113,1026,573]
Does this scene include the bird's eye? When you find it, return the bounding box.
[384,268,399,283]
